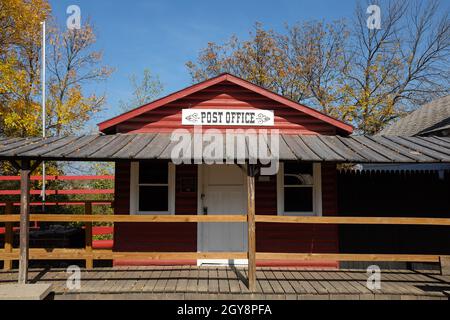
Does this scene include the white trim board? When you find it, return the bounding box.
[197,259,248,266]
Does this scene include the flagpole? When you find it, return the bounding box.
[41,21,46,209]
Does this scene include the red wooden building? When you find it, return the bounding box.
[98,73,353,267]
[2,73,450,284]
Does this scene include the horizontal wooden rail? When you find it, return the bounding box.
[255,253,441,263]
[0,214,247,223]
[1,212,448,273]
[255,215,450,226]
[0,249,441,263]
[1,214,450,226]
[0,249,247,260]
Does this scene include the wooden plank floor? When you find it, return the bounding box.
[0,267,449,300]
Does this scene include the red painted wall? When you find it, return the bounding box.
[256,163,338,266]
[113,82,338,135]
[113,163,197,265]
[113,162,338,266]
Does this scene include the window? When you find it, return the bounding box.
[277,162,322,216]
[130,161,175,214]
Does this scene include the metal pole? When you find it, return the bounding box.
[41,21,46,210]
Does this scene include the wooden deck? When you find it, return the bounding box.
[0,266,449,300]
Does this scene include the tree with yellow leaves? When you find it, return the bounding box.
[0,0,113,138]
[341,0,449,134]
[0,0,50,137]
[186,21,354,125]
[0,0,113,178]
[187,0,450,134]
[46,21,113,136]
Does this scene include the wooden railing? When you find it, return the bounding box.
[1,204,450,285]
[0,200,113,270]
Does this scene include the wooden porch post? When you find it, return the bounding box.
[440,256,450,276]
[3,201,14,271]
[246,164,256,291]
[18,160,31,284]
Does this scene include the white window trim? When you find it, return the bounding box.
[130,161,176,215]
[277,162,322,216]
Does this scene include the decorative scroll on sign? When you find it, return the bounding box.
[182,109,274,126]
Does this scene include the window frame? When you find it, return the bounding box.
[277,162,322,216]
[130,161,176,215]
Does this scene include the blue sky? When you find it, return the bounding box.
[48,0,365,130]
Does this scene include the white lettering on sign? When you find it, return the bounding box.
[182,109,274,126]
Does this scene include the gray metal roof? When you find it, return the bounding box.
[1,133,450,163]
[380,95,450,136]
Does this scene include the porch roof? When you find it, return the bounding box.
[0,133,450,163]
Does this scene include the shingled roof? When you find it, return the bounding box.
[380,96,450,137]
[1,134,450,163]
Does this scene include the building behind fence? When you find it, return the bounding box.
[0,175,114,268]
[338,169,450,268]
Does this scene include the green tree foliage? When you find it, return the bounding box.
[119,68,163,112]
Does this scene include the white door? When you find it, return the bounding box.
[198,165,248,265]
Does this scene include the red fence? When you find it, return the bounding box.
[0,175,114,198]
[0,175,115,249]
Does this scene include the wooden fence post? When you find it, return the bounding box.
[3,201,14,271]
[440,256,450,276]
[18,161,31,284]
[85,201,93,269]
[246,164,256,292]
